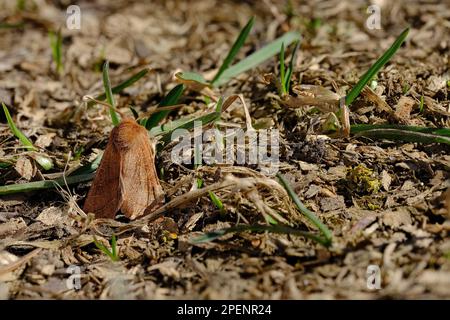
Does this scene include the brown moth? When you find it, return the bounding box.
[83,118,164,220]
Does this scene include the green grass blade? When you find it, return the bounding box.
[139,118,148,128]
[0,173,95,195]
[351,124,450,137]
[419,95,424,113]
[0,162,13,169]
[153,98,224,146]
[92,68,149,105]
[211,16,255,86]
[0,22,25,29]
[156,112,220,149]
[93,237,108,253]
[215,96,224,113]
[279,42,286,95]
[102,61,120,125]
[284,40,300,93]
[277,173,332,246]
[93,236,116,261]
[49,29,63,74]
[214,31,301,86]
[2,103,53,170]
[110,234,117,259]
[345,28,409,106]
[2,103,36,151]
[150,110,219,137]
[129,106,139,119]
[353,128,450,145]
[191,224,329,247]
[208,191,225,214]
[17,0,26,10]
[145,84,185,130]
[175,72,209,86]
[70,154,103,176]
[423,128,450,137]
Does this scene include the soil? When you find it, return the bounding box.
[0,0,449,299]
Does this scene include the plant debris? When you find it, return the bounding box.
[0,0,449,299]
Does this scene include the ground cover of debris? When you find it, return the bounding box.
[0,0,449,299]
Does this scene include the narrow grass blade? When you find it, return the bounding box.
[151,111,220,143]
[149,112,215,136]
[215,96,224,113]
[191,224,330,247]
[92,68,149,105]
[2,103,53,170]
[17,0,26,10]
[49,29,63,74]
[351,124,450,137]
[277,173,332,246]
[145,84,185,130]
[279,42,286,95]
[345,28,409,106]
[2,103,36,151]
[419,95,424,113]
[214,31,301,86]
[110,234,117,259]
[93,236,119,261]
[284,40,300,93]
[0,22,25,29]
[129,106,139,119]
[196,177,204,188]
[70,154,103,176]
[0,162,13,169]
[208,191,225,214]
[93,237,110,256]
[0,173,95,196]
[102,61,120,125]
[211,16,255,86]
[175,72,209,87]
[353,128,450,145]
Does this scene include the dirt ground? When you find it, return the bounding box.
[0,0,449,299]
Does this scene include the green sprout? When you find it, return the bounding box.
[102,61,120,126]
[278,40,300,96]
[177,17,300,88]
[49,29,63,75]
[345,28,410,106]
[93,234,119,262]
[1,103,53,170]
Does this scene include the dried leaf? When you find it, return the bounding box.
[394,96,415,124]
[381,170,392,191]
[382,208,412,228]
[35,133,56,148]
[14,156,36,180]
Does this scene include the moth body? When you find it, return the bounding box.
[83,119,164,219]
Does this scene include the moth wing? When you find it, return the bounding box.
[120,130,164,220]
[83,135,122,219]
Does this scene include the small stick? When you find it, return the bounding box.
[0,248,42,276]
[83,95,127,118]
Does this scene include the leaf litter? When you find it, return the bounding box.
[0,0,449,299]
